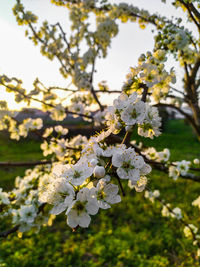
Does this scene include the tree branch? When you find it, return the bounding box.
[155,197,200,248]
[170,86,185,96]
[188,3,200,22]
[190,57,200,83]
[89,47,104,111]
[130,144,200,183]
[179,0,200,31]
[116,176,126,197]
[1,82,94,120]
[0,225,19,238]
[0,160,52,167]
[0,203,47,238]
[154,103,195,126]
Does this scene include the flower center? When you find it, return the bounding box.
[97,190,106,200]
[73,170,81,179]
[122,161,133,170]
[148,112,153,120]
[26,212,32,217]
[141,123,152,131]
[131,109,137,119]
[74,201,85,214]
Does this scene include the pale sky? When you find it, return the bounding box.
[0,0,195,109]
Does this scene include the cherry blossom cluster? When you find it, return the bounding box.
[142,146,199,181]
[0,165,53,233]
[161,202,200,257]
[38,173,121,228]
[1,82,198,234]
[48,104,67,121]
[168,160,191,180]
[38,136,151,228]
[143,147,170,162]
[155,21,190,52]
[161,204,182,220]
[41,126,87,162]
[0,114,43,141]
[0,89,160,232]
[0,137,152,230]
[68,93,93,120]
[102,91,162,139]
[122,50,176,102]
[156,25,197,67]
[145,189,200,258]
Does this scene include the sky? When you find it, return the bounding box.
[0,0,195,110]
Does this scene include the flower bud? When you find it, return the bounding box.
[94,166,105,178]
[90,159,98,167]
[194,159,200,165]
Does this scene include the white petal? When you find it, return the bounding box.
[78,212,91,228]
[106,195,121,204]
[112,153,123,167]
[104,184,118,196]
[98,200,111,209]
[128,169,140,181]
[77,188,89,202]
[50,202,68,215]
[67,210,79,228]
[86,201,99,215]
[140,163,152,175]
[64,195,74,206]
[117,168,128,179]
[133,158,144,169]
[71,177,86,186]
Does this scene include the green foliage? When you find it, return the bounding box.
[0,120,200,266]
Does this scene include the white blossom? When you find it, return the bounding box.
[90,159,98,167]
[0,188,10,205]
[176,160,190,176]
[171,207,182,220]
[192,196,200,209]
[138,104,161,139]
[184,224,198,238]
[50,104,66,121]
[161,204,171,217]
[19,204,37,224]
[66,188,99,228]
[63,162,94,186]
[144,190,160,203]
[43,127,53,138]
[129,176,148,192]
[49,178,75,215]
[112,147,146,182]
[94,178,121,209]
[54,125,69,135]
[121,100,146,126]
[169,166,180,180]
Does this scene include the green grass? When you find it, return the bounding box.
[0,120,200,266]
[131,119,200,161]
[0,132,42,190]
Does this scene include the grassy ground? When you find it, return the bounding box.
[0,120,200,267]
[0,132,42,191]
